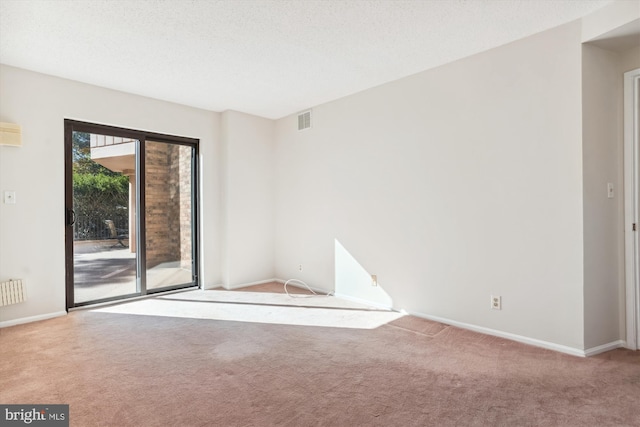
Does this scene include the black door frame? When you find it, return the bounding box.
[64,119,199,309]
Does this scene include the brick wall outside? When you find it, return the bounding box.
[171,144,193,270]
[145,142,192,270]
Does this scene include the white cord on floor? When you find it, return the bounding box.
[284,279,334,298]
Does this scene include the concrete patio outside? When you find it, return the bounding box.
[74,240,193,303]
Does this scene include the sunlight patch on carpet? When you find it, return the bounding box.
[93,290,404,329]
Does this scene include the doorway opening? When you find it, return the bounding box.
[624,67,640,350]
[64,120,199,309]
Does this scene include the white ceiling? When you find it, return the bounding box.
[0,0,614,119]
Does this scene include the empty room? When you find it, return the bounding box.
[1,0,639,425]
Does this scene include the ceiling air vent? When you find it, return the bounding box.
[297,110,311,131]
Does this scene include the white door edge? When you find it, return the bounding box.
[623,68,640,350]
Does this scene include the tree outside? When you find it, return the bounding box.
[72,132,129,240]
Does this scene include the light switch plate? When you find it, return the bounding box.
[4,191,16,204]
[607,183,614,199]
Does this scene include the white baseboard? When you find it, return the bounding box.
[225,278,282,290]
[408,311,587,357]
[584,340,625,356]
[0,311,67,329]
[333,293,394,310]
[274,278,334,295]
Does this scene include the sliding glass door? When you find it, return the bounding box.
[65,121,198,308]
[69,130,138,304]
[144,141,195,291]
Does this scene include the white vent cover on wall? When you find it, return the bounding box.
[0,279,26,306]
[297,110,312,131]
[0,122,22,146]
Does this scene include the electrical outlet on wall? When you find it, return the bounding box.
[298,264,303,271]
[491,295,501,310]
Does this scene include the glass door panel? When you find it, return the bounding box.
[66,120,198,309]
[144,141,194,290]
[71,131,138,303]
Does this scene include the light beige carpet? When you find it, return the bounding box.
[1,283,639,426]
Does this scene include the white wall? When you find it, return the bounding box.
[0,65,221,325]
[334,238,393,308]
[621,46,640,72]
[220,110,275,288]
[275,21,586,349]
[581,44,625,349]
[580,1,640,350]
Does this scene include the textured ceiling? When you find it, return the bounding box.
[0,0,613,119]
